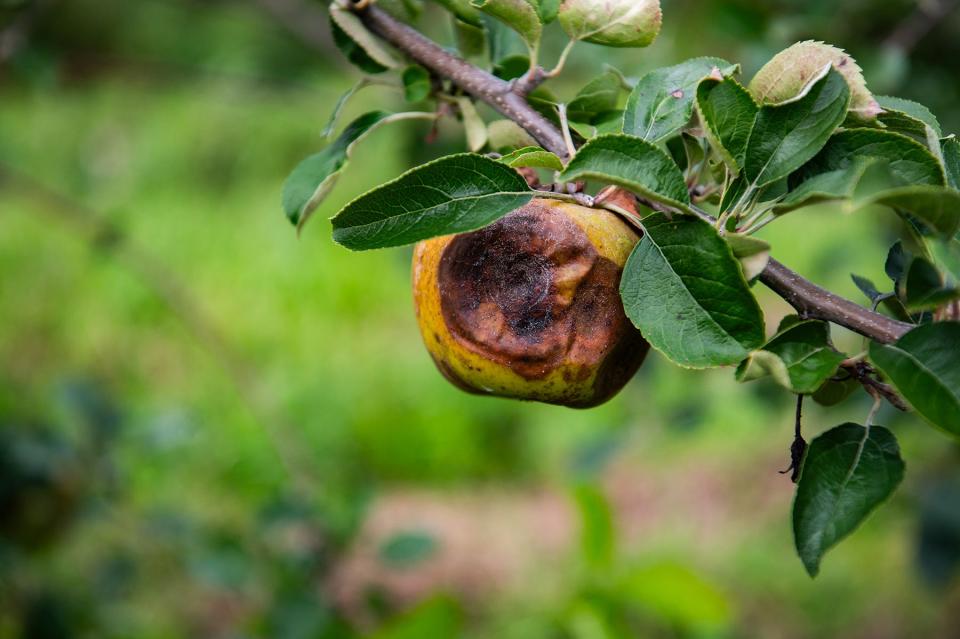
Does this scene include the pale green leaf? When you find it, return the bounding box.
[558,0,661,48]
[471,0,541,48]
[498,146,563,171]
[487,119,537,150]
[330,6,402,70]
[456,97,488,151]
[736,319,845,393]
[724,233,770,280]
[402,66,431,102]
[568,70,622,123]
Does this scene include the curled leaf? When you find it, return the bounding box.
[748,40,879,122]
[471,0,542,48]
[558,0,661,48]
[283,111,436,231]
[330,5,402,70]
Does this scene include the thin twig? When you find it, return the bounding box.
[354,3,570,158]
[780,394,806,483]
[759,260,912,344]
[840,359,910,412]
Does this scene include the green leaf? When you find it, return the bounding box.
[432,0,484,25]
[378,0,424,21]
[535,0,559,22]
[283,111,435,230]
[852,273,883,304]
[870,186,960,238]
[793,423,905,577]
[850,272,911,322]
[870,322,960,437]
[619,213,765,368]
[776,156,960,237]
[567,70,622,123]
[931,237,960,282]
[557,0,662,48]
[773,157,879,215]
[795,128,945,187]
[320,79,371,139]
[812,377,859,407]
[719,174,747,213]
[471,0,541,48]
[402,66,431,102]
[743,65,850,189]
[902,257,960,312]
[696,76,758,174]
[378,530,438,567]
[487,119,537,149]
[330,6,401,71]
[942,137,960,190]
[331,153,532,250]
[484,15,528,62]
[569,111,624,140]
[622,57,734,143]
[456,97,488,151]
[452,16,487,58]
[877,95,942,138]
[736,319,845,394]
[747,41,878,122]
[498,146,563,171]
[330,19,389,75]
[492,54,530,81]
[593,109,625,135]
[724,233,769,280]
[557,134,691,212]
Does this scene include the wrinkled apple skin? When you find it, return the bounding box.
[412,198,649,408]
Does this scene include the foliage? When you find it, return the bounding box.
[3,0,960,637]
[290,0,960,577]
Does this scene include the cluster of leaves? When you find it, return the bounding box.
[284,1,960,576]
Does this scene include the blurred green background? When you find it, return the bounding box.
[2,0,960,637]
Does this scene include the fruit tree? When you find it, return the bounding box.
[283,0,960,577]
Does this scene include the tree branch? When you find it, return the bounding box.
[356,4,570,158]
[760,259,912,343]
[350,3,915,345]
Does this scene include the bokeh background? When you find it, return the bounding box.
[2,1,960,637]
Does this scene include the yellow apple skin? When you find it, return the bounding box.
[412,197,649,408]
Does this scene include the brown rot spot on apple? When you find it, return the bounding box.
[413,198,650,408]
